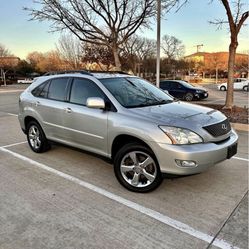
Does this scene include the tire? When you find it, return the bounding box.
[243,85,248,92]
[220,86,226,91]
[184,93,194,101]
[27,121,50,153]
[114,143,162,192]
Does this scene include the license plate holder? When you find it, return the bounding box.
[227,143,238,159]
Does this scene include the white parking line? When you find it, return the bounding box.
[232,156,249,162]
[0,89,24,93]
[7,113,18,117]
[0,146,239,249]
[2,141,27,148]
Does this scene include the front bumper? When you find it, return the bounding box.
[194,92,208,99]
[149,129,238,175]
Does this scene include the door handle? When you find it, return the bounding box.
[35,101,40,106]
[64,107,72,113]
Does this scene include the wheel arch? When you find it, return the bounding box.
[24,116,40,133]
[111,134,154,160]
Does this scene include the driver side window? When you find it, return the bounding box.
[70,78,105,106]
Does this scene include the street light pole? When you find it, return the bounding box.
[156,0,161,87]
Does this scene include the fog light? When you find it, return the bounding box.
[175,160,197,168]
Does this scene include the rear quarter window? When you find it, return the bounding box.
[32,81,50,98]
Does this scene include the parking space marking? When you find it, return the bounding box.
[2,141,27,148]
[6,113,18,117]
[0,89,24,94]
[0,146,239,249]
[232,156,249,162]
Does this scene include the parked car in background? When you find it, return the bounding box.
[18,71,237,192]
[217,78,249,91]
[160,80,208,101]
[17,78,33,84]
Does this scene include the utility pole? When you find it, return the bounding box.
[156,0,161,87]
[194,44,204,53]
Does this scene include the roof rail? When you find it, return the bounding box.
[43,70,93,76]
[89,70,130,75]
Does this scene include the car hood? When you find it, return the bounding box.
[192,86,207,92]
[128,101,226,130]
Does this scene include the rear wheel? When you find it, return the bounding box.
[184,93,194,101]
[220,86,226,91]
[27,121,50,153]
[114,143,162,192]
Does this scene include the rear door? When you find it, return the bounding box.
[32,77,70,140]
[160,81,170,91]
[63,77,108,155]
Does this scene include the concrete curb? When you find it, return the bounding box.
[231,123,249,132]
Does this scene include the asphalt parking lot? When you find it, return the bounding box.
[0,85,248,249]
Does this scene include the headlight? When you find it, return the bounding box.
[196,90,202,93]
[159,126,203,144]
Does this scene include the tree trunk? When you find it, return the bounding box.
[225,39,238,109]
[215,67,218,84]
[3,71,7,87]
[112,45,121,71]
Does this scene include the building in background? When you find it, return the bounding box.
[184,52,248,79]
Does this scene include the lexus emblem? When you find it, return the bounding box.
[222,124,227,130]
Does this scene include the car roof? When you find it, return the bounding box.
[35,72,131,80]
[161,80,188,84]
[92,73,132,79]
[28,72,133,92]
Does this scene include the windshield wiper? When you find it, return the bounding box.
[151,99,173,105]
[128,99,172,108]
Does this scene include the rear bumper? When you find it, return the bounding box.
[149,129,238,175]
[18,113,26,133]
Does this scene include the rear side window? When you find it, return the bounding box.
[160,82,169,90]
[48,78,69,101]
[70,78,104,105]
[170,82,182,89]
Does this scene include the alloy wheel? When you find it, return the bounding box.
[120,151,157,188]
[28,125,41,150]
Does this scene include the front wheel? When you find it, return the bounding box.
[220,86,226,91]
[184,93,194,101]
[114,143,162,192]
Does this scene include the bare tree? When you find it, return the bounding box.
[0,44,11,57]
[24,0,158,70]
[27,50,63,73]
[122,35,156,74]
[56,34,83,70]
[210,0,248,109]
[161,35,185,61]
[161,35,185,79]
[0,44,14,86]
[82,43,114,70]
[25,0,185,71]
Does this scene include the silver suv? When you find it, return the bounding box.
[18,71,238,192]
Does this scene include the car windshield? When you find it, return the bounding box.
[179,81,196,88]
[100,77,173,108]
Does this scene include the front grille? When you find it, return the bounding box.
[203,119,231,137]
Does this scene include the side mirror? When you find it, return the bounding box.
[86,97,105,109]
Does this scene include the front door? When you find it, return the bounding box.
[63,77,108,156]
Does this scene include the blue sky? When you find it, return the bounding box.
[0,0,248,59]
